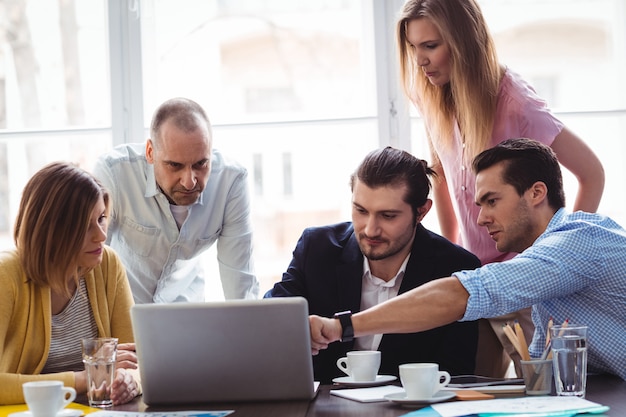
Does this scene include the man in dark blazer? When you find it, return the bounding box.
[265,147,480,383]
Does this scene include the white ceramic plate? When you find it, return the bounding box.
[9,410,83,417]
[332,374,397,387]
[384,390,456,406]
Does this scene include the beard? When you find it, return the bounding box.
[164,187,201,206]
[357,226,416,261]
[495,199,535,253]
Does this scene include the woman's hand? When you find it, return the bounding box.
[74,370,88,394]
[116,343,138,370]
[110,368,140,405]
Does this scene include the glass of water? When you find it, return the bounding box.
[550,324,588,397]
[81,337,118,407]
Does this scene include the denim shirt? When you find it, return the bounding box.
[93,143,259,303]
[456,208,626,379]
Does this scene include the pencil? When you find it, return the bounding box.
[545,317,554,348]
[514,320,531,361]
[502,323,527,361]
[540,339,552,360]
[547,318,568,359]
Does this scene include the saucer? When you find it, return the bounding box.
[9,410,83,417]
[384,390,456,406]
[332,374,397,387]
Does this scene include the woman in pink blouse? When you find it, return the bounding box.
[395,0,605,377]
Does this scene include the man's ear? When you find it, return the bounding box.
[145,139,155,164]
[416,199,433,223]
[528,181,548,207]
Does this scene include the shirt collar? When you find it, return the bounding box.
[145,164,159,197]
[362,253,411,288]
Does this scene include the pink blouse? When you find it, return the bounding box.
[431,68,564,265]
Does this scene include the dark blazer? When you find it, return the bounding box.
[265,222,480,383]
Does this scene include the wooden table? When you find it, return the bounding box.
[98,373,625,416]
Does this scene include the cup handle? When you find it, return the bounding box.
[437,371,451,390]
[336,357,350,376]
[61,387,77,407]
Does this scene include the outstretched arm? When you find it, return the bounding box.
[310,277,469,354]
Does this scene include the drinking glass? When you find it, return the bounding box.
[550,324,588,397]
[81,337,118,407]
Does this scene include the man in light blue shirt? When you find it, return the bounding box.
[309,138,626,380]
[93,97,259,303]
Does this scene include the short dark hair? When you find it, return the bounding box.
[472,138,566,209]
[350,146,435,219]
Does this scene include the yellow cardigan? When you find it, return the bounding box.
[0,246,136,404]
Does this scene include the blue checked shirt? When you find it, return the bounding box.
[455,208,626,380]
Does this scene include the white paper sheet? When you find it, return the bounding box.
[430,396,605,417]
[329,385,404,402]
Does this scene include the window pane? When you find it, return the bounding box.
[479,0,626,111]
[1,0,110,129]
[0,0,111,249]
[140,0,376,124]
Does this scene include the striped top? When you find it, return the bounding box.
[41,278,98,373]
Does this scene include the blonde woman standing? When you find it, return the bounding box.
[396,0,604,377]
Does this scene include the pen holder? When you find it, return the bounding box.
[520,359,553,395]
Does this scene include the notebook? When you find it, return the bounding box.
[131,297,317,405]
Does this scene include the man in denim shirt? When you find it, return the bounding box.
[309,138,626,380]
[93,98,259,303]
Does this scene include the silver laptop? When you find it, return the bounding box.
[131,297,316,405]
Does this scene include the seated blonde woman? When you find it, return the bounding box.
[0,161,140,405]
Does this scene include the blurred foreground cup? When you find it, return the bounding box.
[22,381,76,417]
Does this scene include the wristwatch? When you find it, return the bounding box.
[333,310,354,342]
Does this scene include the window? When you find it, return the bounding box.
[0,0,111,249]
[1,0,625,298]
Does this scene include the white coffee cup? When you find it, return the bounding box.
[22,381,76,417]
[336,350,381,382]
[399,363,451,400]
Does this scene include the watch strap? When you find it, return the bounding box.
[334,310,354,343]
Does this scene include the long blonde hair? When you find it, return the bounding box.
[397,0,502,161]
